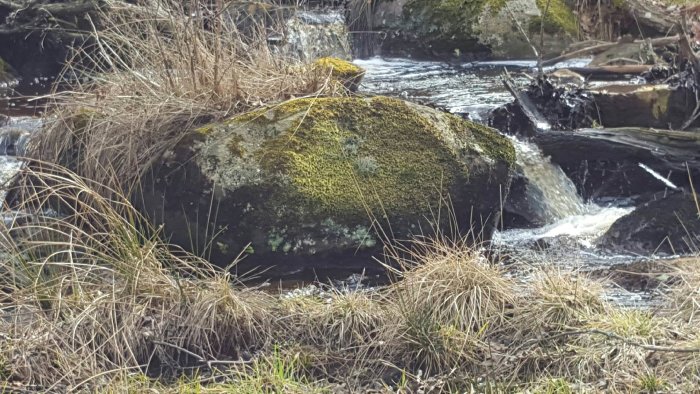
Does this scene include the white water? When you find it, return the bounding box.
[356,57,638,265]
[510,137,587,222]
[495,138,634,248]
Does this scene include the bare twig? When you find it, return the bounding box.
[504,3,539,61]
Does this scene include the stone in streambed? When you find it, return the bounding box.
[599,192,700,255]
[138,96,515,272]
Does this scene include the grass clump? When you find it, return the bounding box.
[383,237,515,373]
[29,0,336,192]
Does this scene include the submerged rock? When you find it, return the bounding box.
[367,0,576,59]
[599,192,700,255]
[138,96,514,272]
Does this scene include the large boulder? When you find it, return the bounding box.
[366,0,576,59]
[599,192,700,255]
[138,96,514,273]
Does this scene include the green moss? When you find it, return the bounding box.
[313,57,365,91]
[532,0,578,35]
[448,116,516,166]
[194,96,513,256]
[314,57,364,79]
[227,97,511,224]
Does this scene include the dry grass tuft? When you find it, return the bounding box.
[28,0,340,191]
[382,236,516,373]
[1,164,699,391]
[0,163,276,390]
[513,270,608,337]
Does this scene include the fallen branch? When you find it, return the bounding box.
[542,35,679,67]
[501,70,551,132]
[152,340,253,370]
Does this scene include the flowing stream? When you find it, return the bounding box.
[357,57,650,304]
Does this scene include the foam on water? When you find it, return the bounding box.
[494,206,633,247]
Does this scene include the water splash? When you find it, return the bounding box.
[510,137,587,222]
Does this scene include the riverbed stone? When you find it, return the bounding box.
[599,192,700,255]
[368,0,576,59]
[138,96,514,272]
[591,84,692,129]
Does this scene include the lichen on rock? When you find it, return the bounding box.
[139,96,514,272]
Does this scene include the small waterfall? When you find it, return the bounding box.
[0,127,30,156]
[510,137,587,223]
[497,137,633,247]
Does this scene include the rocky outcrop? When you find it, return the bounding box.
[138,96,515,273]
[365,0,577,59]
[599,192,700,255]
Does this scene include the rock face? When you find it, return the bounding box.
[366,0,576,59]
[275,10,352,61]
[138,97,514,272]
[591,84,692,129]
[599,192,700,255]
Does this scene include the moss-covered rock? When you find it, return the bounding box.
[313,57,365,91]
[139,96,514,272]
[372,0,577,59]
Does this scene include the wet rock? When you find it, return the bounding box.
[0,127,30,156]
[138,96,515,273]
[599,192,700,255]
[488,78,597,136]
[533,127,700,201]
[275,10,352,61]
[366,0,576,59]
[591,84,693,129]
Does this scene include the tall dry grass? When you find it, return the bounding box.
[2,164,700,390]
[0,162,277,390]
[28,0,338,192]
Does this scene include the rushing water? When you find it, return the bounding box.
[356,57,642,273]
